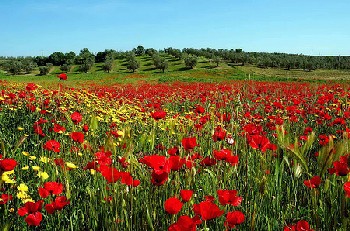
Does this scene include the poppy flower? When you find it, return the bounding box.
[169,156,185,171]
[70,132,84,143]
[328,155,349,176]
[38,182,64,198]
[71,111,82,124]
[248,135,272,152]
[0,158,17,171]
[151,110,167,120]
[344,182,350,198]
[164,197,183,214]
[151,171,168,186]
[43,140,60,153]
[193,200,224,221]
[26,83,38,91]
[180,190,193,202]
[168,215,201,231]
[167,146,179,156]
[57,73,67,80]
[213,126,226,142]
[53,123,66,133]
[141,155,170,174]
[217,189,242,206]
[304,176,321,188]
[82,124,89,132]
[182,137,197,151]
[45,196,70,214]
[24,212,43,226]
[0,194,13,204]
[225,211,245,229]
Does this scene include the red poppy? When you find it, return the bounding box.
[82,124,89,132]
[328,155,349,176]
[57,73,67,80]
[0,158,17,171]
[43,140,60,153]
[212,126,226,142]
[180,190,193,202]
[344,182,350,198]
[304,176,321,188]
[71,111,82,124]
[193,200,224,221]
[151,171,168,186]
[169,156,185,171]
[38,182,64,198]
[0,194,13,204]
[70,132,84,143]
[151,110,167,120]
[26,83,38,91]
[164,197,183,214]
[200,157,217,166]
[18,200,44,226]
[182,137,197,151]
[53,123,66,133]
[217,189,242,206]
[24,212,43,226]
[167,146,179,156]
[168,215,201,231]
[248,135,273,152]
[141,155,170,174]
[45,196,70,214]
[99,165,121,183]
[225,211,245,229]
[195,105,205,114]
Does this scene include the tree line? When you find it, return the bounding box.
[0,46,349,75]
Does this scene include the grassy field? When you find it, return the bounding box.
[0,54,349,87]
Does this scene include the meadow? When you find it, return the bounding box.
[0,59,350,230]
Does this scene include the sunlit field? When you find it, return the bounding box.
[1,77,350,230]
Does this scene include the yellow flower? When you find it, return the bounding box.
[39,156,50,163]
[17,183,28,192]
[66,162,77,169]
[32,166,40,171]
[2,172,16,184]
[29,156,37,160]
[90,169,96,175]
[22,151,29,156]
[37,171,49,180]
[22,166,29,170]
[78,152,83,157]
[17,127,24,131]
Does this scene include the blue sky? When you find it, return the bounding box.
[1,0,349,56]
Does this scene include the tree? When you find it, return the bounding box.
[102,55,113,73]
[77,48,95,73]
[153,55,168,72]
[134,45,145,56]
[39,66,50,75]
[184,56,197,69]
[4,60,22,75]
[64,52,76,65]
[22,58,37,74]
[127,57,140,73]
[212,56,221,67]
[60,64,71,72]
[49,52,65,66]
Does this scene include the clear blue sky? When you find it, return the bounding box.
[1,0,349,56]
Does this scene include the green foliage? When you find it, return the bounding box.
[184,55,197,69]
[127,57,140,73]
[60,64,71,72]
[134,45,145,56]
[39,66,50,75]
[21,58,37,74]
[4,60,23,75]
[102,56,113,73]
[152,55,168,72]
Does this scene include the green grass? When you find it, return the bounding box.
[1,54,349,87]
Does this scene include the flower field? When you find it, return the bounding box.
[0,79,350,230]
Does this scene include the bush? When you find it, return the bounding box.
[184,56,197,69]
[60,64,71,72]
[4,60,22,75]
[127,58,140,73]
[39,66,50,75]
